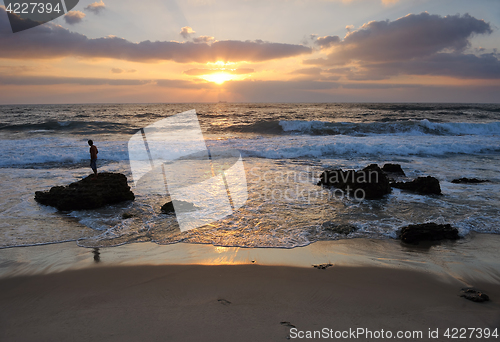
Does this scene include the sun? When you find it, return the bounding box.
[202,72,235,84]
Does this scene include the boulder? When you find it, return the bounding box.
[399,222,459,244]
[451,178,488,184]
[161,200,199,214]
[382,163,406,176]
[318,164,391,199]
[35,173,135,211]
[392,176,442,195]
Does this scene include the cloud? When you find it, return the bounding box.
[64,11,86,25]
[0,8,311,63]
[85,0,106,14]
[305,12,500,80]
[183,68,254,76]
[180,26,195,39]
[111,68,137,74]
[337,0,400,5]
[193,35,215,43]
[315,13,492,63]
[314,35,340,49]
[290,67,322,75]
[0,75,153,86]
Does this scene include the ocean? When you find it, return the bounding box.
[1,103,499,249]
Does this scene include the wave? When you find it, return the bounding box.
[0,120,135,134]
[230,119,500,136]
[214,135,500,159]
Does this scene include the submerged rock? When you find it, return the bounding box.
[451,178,489,184]
[321,221,357,235]
[34,173,135,211]
[382,163,406,176]
[399,222,459,244]
[318,164,391,199]
[161,200,199,214]
[460,288,490,303]
[392,176,442,195]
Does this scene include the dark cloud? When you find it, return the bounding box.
[0,8,311,63]
[0,75,153,86]
[85,1,106,14]
[64,11,86,25]
[192,36,215,44]
[111,68,123,74]
[290,67,322,75]
[306,12,499,80]
[314,35,340,49]
[312,13,492,64]
[359,52,500,80]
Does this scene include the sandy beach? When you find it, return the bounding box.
[1,235,500,342]
[1,264,499,342]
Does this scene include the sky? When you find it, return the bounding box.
[0,0,499,104]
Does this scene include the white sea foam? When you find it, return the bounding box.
[214,135,500,160]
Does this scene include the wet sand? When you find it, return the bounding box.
[1,234,500,341]
[1,264,499,342]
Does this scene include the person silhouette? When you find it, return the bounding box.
[88,139,98,177]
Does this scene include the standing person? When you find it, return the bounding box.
[88,140,98,177]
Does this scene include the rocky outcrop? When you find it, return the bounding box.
[318,164,391,199]
[34,173,135,211]
[392,176,442,195]
[451,178,489,184]
[382,163,406,176]
[161,200,199,214]
[399,222,459,244]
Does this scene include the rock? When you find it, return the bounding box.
[460,288,490,302]
[34,173,135,211]
[382,163,406,176]
[318,164,391,199]
[313,263,333,270]
[161,200,198,214]
[451,178,489,184]
[399,222,459,244]
[122,212,135,219]
[392,176,442,195]
[321,221,357,235]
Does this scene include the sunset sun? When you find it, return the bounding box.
[202,72,234,84]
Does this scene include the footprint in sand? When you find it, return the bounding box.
[218,298,232,305]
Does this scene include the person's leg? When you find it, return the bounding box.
[91,159,98,176]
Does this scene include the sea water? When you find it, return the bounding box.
[0,103,499,249]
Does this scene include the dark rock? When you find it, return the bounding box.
[382,163,406,176]
[161,200,199,214]
[392,176,442,195]
[313,263,333,270]
[460,287,490,302]
[399,222,459,244]
[321,221,357,235]
[451,178,489,184]
[34,173,135,211]
[122,212,135,219]
[318,164,391,199]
